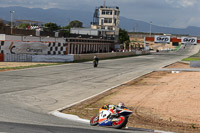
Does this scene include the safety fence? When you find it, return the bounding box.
[5,54,32,62]
[0,51,149,62]
[3,54,74,62]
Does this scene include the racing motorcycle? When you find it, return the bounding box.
[90,106,132,129]
[93,59,98,68]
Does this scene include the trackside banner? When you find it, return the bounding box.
[181,37,197,44]
[1,41,49,54]
[154,35,170,43]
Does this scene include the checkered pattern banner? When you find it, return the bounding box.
[0,41,67,55]
[0,41,4,54]
[48,42,67,55]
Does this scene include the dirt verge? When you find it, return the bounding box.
[62,62,200,133]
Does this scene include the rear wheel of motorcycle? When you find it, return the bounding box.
[90,115,99,126]
[112,116,128,129]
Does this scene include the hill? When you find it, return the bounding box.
[0,6,200,36]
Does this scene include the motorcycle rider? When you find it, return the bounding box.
[93,56,99,67]
[100,102,125,118]
[94,56,99,63]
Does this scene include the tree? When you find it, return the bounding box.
[68,20,83,28]
[0,19,4,28]
[61,20,83,37]
[119,28,130,44]
[18,23,30,29]
[44,22,61,32]
[119,28,130,50]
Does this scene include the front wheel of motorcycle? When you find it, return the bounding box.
[112,116,128,129]
[90,115,99,126]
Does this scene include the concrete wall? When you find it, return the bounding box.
[32,55,74,62]
[4,54,74,62]
[1,51,149,62]
[190,61,200,67]
[74,51,149,61]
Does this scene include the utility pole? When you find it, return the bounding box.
[10,11,15,35]
[149,21,152,37]
[67,17,70,25]
[135,23,138,32]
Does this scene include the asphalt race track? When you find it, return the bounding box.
[0,45,199,133]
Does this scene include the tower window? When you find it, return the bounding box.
[104,18,112,23]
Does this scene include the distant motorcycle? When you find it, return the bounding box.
[93,59,98,67]
[93,56,99,68]
[90,106,132,129]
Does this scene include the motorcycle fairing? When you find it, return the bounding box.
[99,119,112,126]
[118,109,132,116]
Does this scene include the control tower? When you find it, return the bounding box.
[91,2,120,42]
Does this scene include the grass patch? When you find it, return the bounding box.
[0,63,66,71]
[173,44,181,52]
[182,57,200,61]
[182,49,200,61]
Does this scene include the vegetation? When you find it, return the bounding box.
[182,49,200,61]
[44,22,61,32]
[182,58,200,61]
[18,23,30,29]
[61,20,83,37]
[119,28,130,49]
[119,28,130,43]
[43,20,83,36]
[0,63,66,71]
[67,20,83,28]
[0,19,4,28]
[173,43,181,52]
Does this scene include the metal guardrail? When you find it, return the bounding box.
[5,54,32,62]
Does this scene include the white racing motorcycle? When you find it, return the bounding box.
[90,106,132,129]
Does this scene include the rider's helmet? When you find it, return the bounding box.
[118,102,125,108]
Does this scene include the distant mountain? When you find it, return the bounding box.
[120,17,200,36]
[0,6,93,27]
[0,6,200,36]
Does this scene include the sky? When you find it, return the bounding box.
[0,0,200,28]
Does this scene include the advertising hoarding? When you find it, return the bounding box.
[181,37,197,44]
[1,41,49,55]
[154,35,170,43]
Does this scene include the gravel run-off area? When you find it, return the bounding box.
[62,62,200,133]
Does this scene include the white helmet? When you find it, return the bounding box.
[118,102,125,108]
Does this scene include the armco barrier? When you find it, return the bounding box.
[74,51,149,61]
[190,61,200,67]
[5,54,32,62]
[4,54,74,62]
[2,51,149,62]
[32,55,74,62]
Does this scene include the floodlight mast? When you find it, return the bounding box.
[10,11,15,35]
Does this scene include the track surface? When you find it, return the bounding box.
[0,45,199,133]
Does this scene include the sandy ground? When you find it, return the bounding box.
[62,62,200,133]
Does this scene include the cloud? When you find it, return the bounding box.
[0,0,200,28]
[165,0,198,8]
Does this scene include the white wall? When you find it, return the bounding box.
[4,54,74,62]
[0,34,6,40]
[32,55,74,62]
[5,35,22,41]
